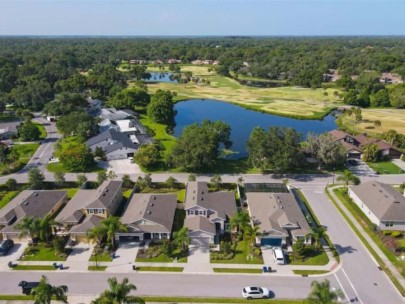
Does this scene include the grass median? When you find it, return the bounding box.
[213,268,263,274]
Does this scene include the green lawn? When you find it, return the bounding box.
[292,270,329,275]
[20,243,67,261]
[213,268,262,274]
[177,189,185,203]
[136,250,187,263]
[123,189,133,199]
[60,188,79,199]
[0,190,20,209]
[33,122,47,139]
[89,251,112,262]
[137,266,183,272]
[88,266,107,271]
[211,241,263,264]
[289,249,329,266]
[13,265,56,271]
[0,143,39,176]
[47,162,105,173]
[367,161,403,174]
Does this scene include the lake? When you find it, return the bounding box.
[174,99,337,159]
[144,72,178,83]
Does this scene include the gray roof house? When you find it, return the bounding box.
[244,183,311,247]
[117,193,177,242]
[348,181,405,231]
[0,121,21,139]
[184,182,237,244]
[0,191,67,240]
[85,129,138,160]
[54,181,123,241]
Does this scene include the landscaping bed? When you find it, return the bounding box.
[210,241,263,264]
[20,242,69,261]
[136,241,187,263]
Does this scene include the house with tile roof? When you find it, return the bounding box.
[117,193,177,243]
[54,181,123,242]
[0,191,67,241]
[348,181,405,231]
[244,183,311,247]
[184,182,237,244]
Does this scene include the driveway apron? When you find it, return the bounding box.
[183,237,213,273]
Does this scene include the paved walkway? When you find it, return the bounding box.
[327,186,405,290]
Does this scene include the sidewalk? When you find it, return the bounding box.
[327,186,405,290]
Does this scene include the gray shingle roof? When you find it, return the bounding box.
[184,182,236,220]
[69,214,103,234]
[246,189,310,238]
[85,129,138,152]
[184,216,216,235]
[121,193,177,233]
[349,181,405,221]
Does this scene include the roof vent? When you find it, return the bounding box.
[394,201,400,204]
[153,196,156,200]
[24,201,29,205]
[201,191,204,194]
[201,197,204,201]
[34,193,38,197]
[150,203,154,207]
[148,211,152,214]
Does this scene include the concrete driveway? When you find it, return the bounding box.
[183,237,212,273]
[65,242,94,271]
[106,241,139,273]
[0,242,26,270]
[98,159,142,174]
[347,159,376,176]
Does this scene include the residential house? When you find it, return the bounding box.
[348,181,405,231]
[380,73,403,85]
[167,59,181,64]
[244,183,311,247]
[118,193,177,243]
[54,181,123,242]
[184,182,237,244]
[85,129,138,160]
[0,121,21,140]
[329,130,402,159]
[0,191,67,241]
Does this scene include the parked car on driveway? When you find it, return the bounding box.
[0,239,14,256]
[242,286,270,299]
[272,247,285,265]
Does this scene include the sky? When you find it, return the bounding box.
[0,0,404,36]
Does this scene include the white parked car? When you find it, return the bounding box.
[242,286,270,299]
[272,247,285,265]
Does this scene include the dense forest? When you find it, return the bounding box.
[0,37,404,110]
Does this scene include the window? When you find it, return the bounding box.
[188,210,194,215]
[88,209,94,214]
[385,222,394,227]
[199,210,205,215]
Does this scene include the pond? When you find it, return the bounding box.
[144,72,178,83]
[174,99,337,159]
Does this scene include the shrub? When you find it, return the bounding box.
[253,247,262,256]
[382,230,392,236]
[391,231,402,238]
[210,251,234,260]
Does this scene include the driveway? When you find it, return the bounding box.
[0,242,26,271]
[183,237,212,273]
[98,159,142,174]
[106,241,139,273]
[392,159,405,171]
[346,159,376,176]
[65,242,94,271]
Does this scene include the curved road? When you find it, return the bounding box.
[0,117,404,303]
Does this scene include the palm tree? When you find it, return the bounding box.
[87,225,106,248]
[15,216,40,243]
[306,279,343,304]
[92,277,144,304]
[39,214,57,243]
[243,225,262,249]
[31,275,68,304]
[337,170,360,187]
[306,226,327,252]
[230,212,251,237]
[100,216,127,249]
[173,227,190,252]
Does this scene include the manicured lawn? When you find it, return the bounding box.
[47,162,105,173]
[141,65,341,119]
[0,295,34,300]
[0,190,20,209]
[20,243,67,261]
[331,188,405,295]
[293,270,329,275]
[289,249,329,266]
[142,296,303,304]
[13,265,56,271]
[60,188,79,199]
[211,241,263,264]
[136,251,187,263]
[11,143,39,159]
[89,251,112,262]
[177,189,185,203]
[33,122,47,139]
[367,161,403,174]
[137,266,183,272]
[213,268,262,274]
[123,189,133,199]
[88,266,107,271]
